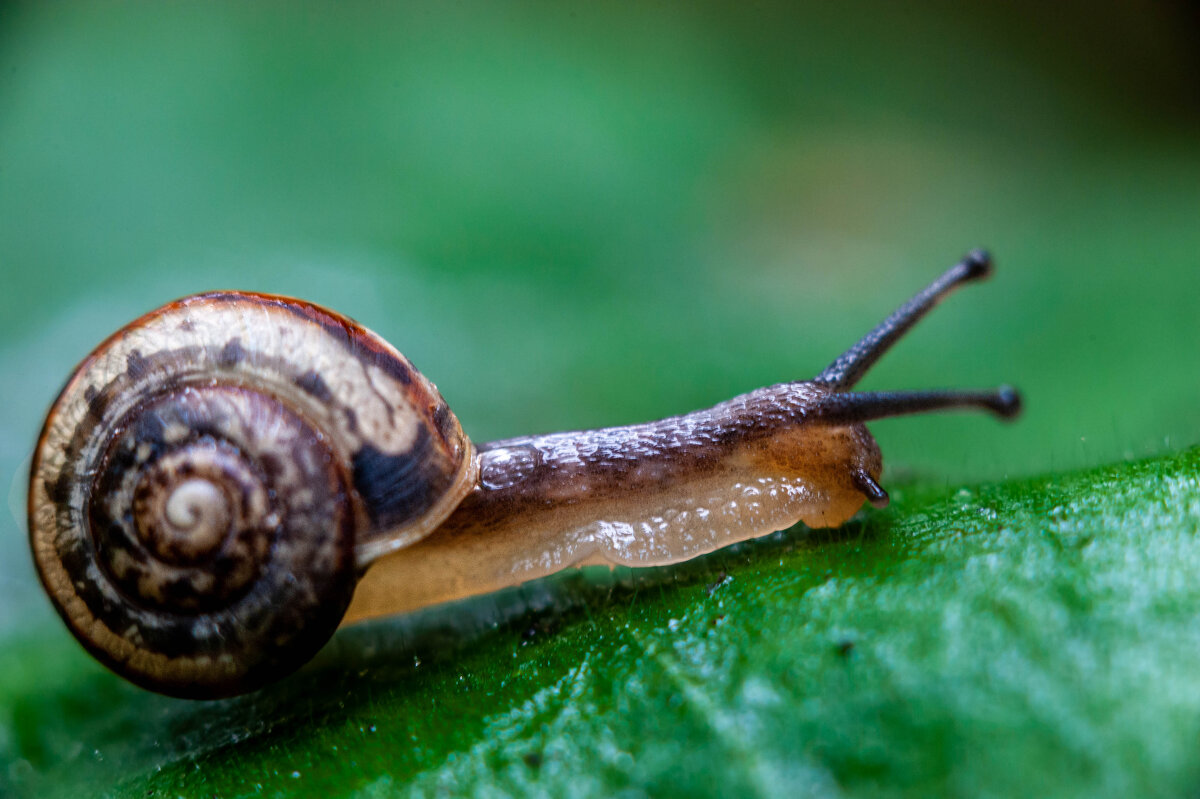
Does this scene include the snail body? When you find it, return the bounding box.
[29,251,1020,698]
[344,383,882,622]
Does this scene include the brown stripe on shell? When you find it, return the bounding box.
[351,424,468,531]
[188,291,420,385]
[176,290,468,467]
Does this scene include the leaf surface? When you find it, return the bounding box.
[4,450,1199,798]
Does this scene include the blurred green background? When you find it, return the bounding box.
[1,2,1199,796]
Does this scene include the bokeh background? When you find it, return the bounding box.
[1,2,1199,796]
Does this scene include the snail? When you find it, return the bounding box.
[28,250,1020,699]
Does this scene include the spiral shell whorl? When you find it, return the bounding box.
[29,292,476,697]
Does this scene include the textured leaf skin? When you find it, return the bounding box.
[4,449,1199,798]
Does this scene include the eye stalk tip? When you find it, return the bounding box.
[961,248,993,281]
[991,385,1022,420]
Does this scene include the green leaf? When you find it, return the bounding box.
[5,448,1200,798]
[3,3,1199,797]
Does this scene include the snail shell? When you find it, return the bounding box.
[28,292,477,698]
